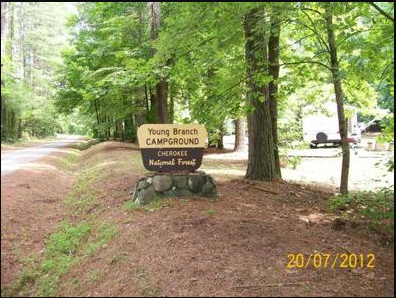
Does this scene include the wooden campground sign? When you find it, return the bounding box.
[137,124,207,172]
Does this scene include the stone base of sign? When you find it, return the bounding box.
[132,171,218,205]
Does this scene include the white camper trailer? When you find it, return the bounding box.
[302,103,361,148]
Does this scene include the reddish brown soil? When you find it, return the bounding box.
[63,142,394,297]
[1,150,75,286]
[1,141,394,297]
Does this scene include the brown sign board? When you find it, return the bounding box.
[137,124,207,172]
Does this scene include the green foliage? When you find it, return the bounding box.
[289,156,302,170]
[281,154,303,170]
[386,158,394,172]
[378,114,394,143]
[330,188,394,233]
[1,3,75,142]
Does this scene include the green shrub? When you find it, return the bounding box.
[329,188,394,233]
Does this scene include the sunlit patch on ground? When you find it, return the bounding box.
[298,213,337,224]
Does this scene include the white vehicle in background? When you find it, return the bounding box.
[302,102,361,148]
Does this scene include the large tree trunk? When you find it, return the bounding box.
[325,4,350,194]
[135,112,144,127]
[148,2,169,124]
[234,118,246,152]
[268,14,282,178]
[156,80,170,123]
[244,7,276,181]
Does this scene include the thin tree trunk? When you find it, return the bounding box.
[218,123,224,150]
[244,7,276,181]
[17,118,22,139]
[169,83,174,123]
[325,3,350,194]
[234,118,246,152]
[94,99,101,138]
[1,101,6,140]
[149,86,157,123]
[268,13,282,178]
[135,96,145,127]
[144,84,150,121]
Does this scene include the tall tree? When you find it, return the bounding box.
[324,3,350,194]
[148,2,170,124]
[268,8,282,178]
[244,6,276,181]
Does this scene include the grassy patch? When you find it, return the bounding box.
[202,209,216,217]
[65,166,101,216]
[1,256,39,297]
[10,221,118,297]
[9,147,119,296]
[124,198,172,213]
[74,139,100,151]
[57,150,81,171]
[86,223,117,256]
[123,200,141,211]
[329,187,394,234]
[145,198,171,212]
[88,270,104,284]
[38,221,92,296]
[74,167,101,193]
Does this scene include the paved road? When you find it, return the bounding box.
[1,135,83,177]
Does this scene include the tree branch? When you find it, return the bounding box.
[300,10,331,54]
[279,60,332,71]
[369,2,394,22]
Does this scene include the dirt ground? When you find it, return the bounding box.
[1,141,394,297]
[1,151,75,286]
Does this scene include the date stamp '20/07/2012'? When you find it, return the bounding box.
[287,253,376,269]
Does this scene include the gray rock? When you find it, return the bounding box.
[152,175,172,192]
[163,188,193,198]
[201,180,218,197]
[135,186,155,205]
[137,180,149,190]
[173,176,187,189]
[161,190,175,198]
[133,172,218,204]
[174,188,193,197]
[188,174,205,193]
